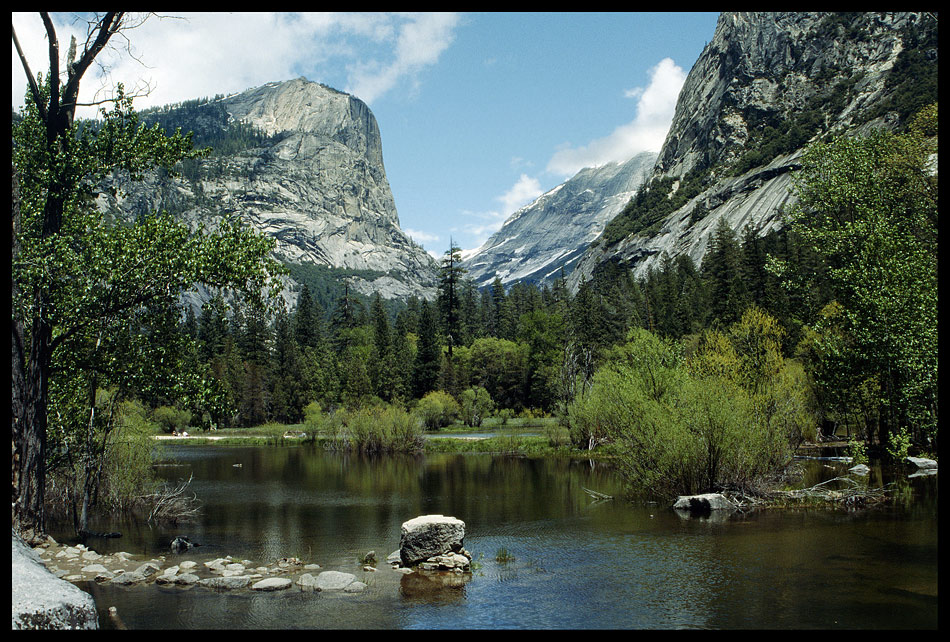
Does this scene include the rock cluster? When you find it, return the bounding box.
[23,538,374,595]
[17,513,475,629]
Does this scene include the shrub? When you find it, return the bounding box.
[328,404,423,453]
[152,405,193,434]
[460,386,494,427]
[569,318,815,500]
[303,401,326,433]
[415,390,461,430]
[102,399,161,510]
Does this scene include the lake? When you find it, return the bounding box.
[55,444,938,629]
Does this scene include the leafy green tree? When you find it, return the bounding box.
[459,386,495,428]
[293,284,323,350]
[12,13,284,540]
[702,218,748,326]
[464,337,528,411]
[370,293,397,401]
[780,104,938,449]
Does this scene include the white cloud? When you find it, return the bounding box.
[545,57,686,178]
[345,12,460,103]
[497,174,543,216]
[12,12,461,118]
[404,228,440,243]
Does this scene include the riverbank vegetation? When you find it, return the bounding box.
[11,13,936,541]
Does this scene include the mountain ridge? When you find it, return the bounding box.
[97,76,439,305]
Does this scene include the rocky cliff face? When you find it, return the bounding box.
[568,11,937,289]
[461,151,656,287]
[98,77,439,303]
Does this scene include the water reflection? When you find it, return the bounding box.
[52,445,937,630]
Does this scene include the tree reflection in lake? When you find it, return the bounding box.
[56,445,936,630]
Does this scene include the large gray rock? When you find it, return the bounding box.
[399,515,466,567]
[568,12,935,291]
[12,531,98,630]
[672,493,738,514]
[904,456,937,470]
[198,575,254,590]
[462,151,657,287]
[99,76,439,306]
[250,577,292,592]
[306,570,357,591]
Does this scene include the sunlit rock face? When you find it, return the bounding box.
[568,11,936,290]
[98,77,439,304]
[461,152,657,288]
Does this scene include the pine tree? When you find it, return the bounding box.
[438,241,467,357]
[702,218,748,326]
[412,300,442,398]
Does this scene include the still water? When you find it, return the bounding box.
[63,444,937,629]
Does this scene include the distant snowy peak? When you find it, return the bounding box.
[461,151,657,287]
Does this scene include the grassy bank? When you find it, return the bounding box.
[151,416,610,458]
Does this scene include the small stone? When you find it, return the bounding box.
[174,573,200,585]
[81,563,110,575]
[81,550,102,561]
[110,572,146,585]
[251,577,292,591]
[344,581,366,593]
[363,565,376,572]
[199,575,253,590]
[225,563,245,572]
[179,561,197,570]
[134,562,161,577]
[313,570,357,591]
[303,563,321,571]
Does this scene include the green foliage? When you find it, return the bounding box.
[302,402,326,433]
[415,390,461,430]
[570,315,814,500]
[151,406,193,434]
[599,169,708,247]
[460,386,495,427]
[101,400,161,509]
[326,404,423,454]
[783,105,938,449]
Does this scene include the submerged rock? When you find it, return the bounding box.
[251,577,292,592]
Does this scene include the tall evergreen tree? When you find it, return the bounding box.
[438,241,467,357]
[412,299,442,398]
[702,218,748,326]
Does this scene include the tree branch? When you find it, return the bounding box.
[11,24,47,121]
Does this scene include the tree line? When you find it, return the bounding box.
[11,10,936,540]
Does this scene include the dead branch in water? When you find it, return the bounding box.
[140,474,200,524]
[731,476,892,510]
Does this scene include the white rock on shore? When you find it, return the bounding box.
[12,531,98,630]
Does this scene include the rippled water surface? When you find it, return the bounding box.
[57,445,937,629]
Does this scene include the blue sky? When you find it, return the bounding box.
[12,12,720,257]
